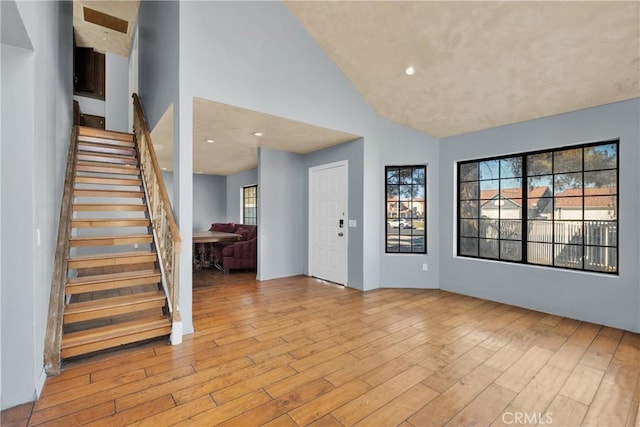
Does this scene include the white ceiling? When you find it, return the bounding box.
[151,98,361,176]
[73,0,139,57]
[78,1,639,175]
[285,1,640,137]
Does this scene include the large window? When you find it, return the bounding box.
[386,165,427,254]
[458,140,618,274]
[242,185,257,225]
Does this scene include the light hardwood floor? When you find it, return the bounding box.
[4,270,640,426]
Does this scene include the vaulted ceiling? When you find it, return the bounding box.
[286,1,640,137]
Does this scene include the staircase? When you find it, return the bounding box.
[59,126,171,359]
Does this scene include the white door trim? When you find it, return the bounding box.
[308,160,349,285]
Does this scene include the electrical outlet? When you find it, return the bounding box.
[422,263,428,271]
[134,243,139,249]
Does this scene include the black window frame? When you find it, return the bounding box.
[385,165,427,254]
[457,140,619,275]
[242,184,257,225]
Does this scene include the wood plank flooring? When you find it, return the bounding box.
[3,270,640,426]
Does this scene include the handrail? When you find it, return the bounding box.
[132,94,182,331]
[44,126,79,375]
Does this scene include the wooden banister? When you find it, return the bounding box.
[44,126,79,375]
[132,94,182,336]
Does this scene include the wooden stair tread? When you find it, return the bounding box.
[71,218,150,228]
[68,251,157,269]
[69,234,153,247]
[64,291,166,324]
[78,142,136,157]
[78,127,134,142]
[61,316,171,358]
[77,152,137,166]
[68,269,161,285]
[73,203,147,212]
[74,188,144,198]
[76,162,140,176]
[74,176,142,186]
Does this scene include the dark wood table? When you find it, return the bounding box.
[193,231,242,269]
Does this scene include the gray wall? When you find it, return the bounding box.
[162,171,226,231]
[226,168,257,223]
[257,148,305,281]
[1,0,73,409]
[105,53,129,132]
[439,99,640,333]
[303,139,365,289]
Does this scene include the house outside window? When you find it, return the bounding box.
[457,140,618,273]
[386,165,427,254]
[242,185,257,225]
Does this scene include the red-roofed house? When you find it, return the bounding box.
[554,187,617,220]
[479,186,552,219]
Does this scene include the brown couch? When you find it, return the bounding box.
[209,223,257,273]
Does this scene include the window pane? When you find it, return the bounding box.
[386,235,399,252]
[584,247,617,272]
[554,244,583,269]
[387,201,400,218]
[479,219,499,239]
[584,221,617,246]
[554,148,582,173]
[480,179,500,196]
[479,160,499,180]
[500,220,521,240]
[387,168,399,184]
[554,173,582,195]
[527,152,552,176]
[399,185,412,201]
[528,175,553,195]
[585,196,616,220]
[501,240,522,261]
[460,238,478,256]
[399,168,413,184]
[528,220,553,243]
[480,199,500,219]
[479,239,499,259]
[412,234,425,253]
[459,181,479,200]
[554,198,583,220]
[411,185,425,199]
[412,167,426,184]
[584,170,616,193]
[528,198,552,219]
[500,157,522,178]
[584,144,617,171]
[553,221,583,244]
[409,202,425,219]
[460,200,478,218]
[528,242,553,265]
[460,163,478,182]
[460,219,478,237]
[500,196,522,220]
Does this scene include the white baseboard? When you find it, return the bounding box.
[35,367,47,398]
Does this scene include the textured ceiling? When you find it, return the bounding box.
[151,98,360,176]
[73,0,139,57]
[286,1,640,137]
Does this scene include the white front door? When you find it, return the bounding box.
[309,161,348,285]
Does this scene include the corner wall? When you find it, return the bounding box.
[439,99,640,332]
[1,0,73,409]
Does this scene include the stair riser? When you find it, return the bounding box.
[77,153,137,166]
[68,254,157,269]
[61,326,171,359]
[78,127,134,143]
[74,176,142,187]
[73,204,147,212]
[70,236,152,247]
[74,189,144,198]
[76,164,140,175]
[64,300,166,324]
[72,220,150,228]
[66,275,161,295]
[78,144,136,157]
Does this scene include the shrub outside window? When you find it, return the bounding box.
[386,165,427,254]
[457,140,618,274]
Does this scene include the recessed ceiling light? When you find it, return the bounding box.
[405,65,415,76]
[206,139,215,143]
[253,132,263,137]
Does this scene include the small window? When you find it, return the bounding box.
[457,140,618,274]
[242,185,257,225]
[386,165,427,254]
